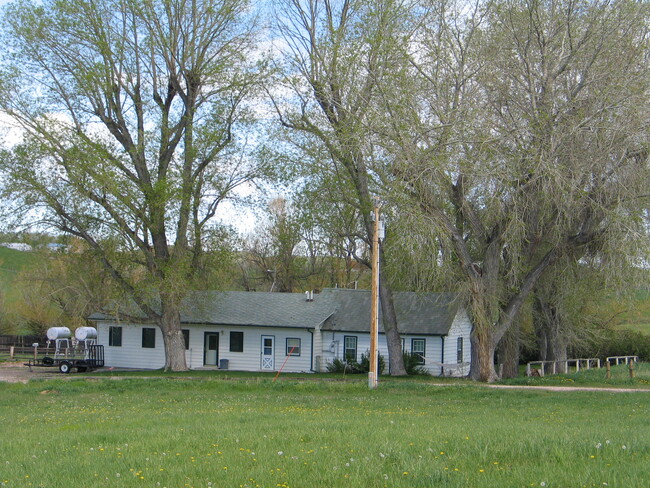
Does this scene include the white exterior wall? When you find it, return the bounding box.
[316,330,444,375]
[96,321,314,372]
[97,321,166,370]
[442,309,473,377]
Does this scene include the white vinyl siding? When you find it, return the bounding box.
[97,322,166,369]
[96,322,313,372]
[443,309,472,377]
[319,331,444,376]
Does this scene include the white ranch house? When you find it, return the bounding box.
[89,288,472,376]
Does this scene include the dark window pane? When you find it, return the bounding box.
[142,328,156,348]
[109,326,122,347]
[230,331,244,352]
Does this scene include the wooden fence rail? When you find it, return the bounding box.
[606,356,638,366]
[526,358,601,376]
[527,356,639,377]
[0,345,44,361]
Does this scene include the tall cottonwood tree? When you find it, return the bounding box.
[380,0,650,380]
[273,0,410,374]
[0,0,264,370]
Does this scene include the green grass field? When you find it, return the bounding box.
[0,246,34,291]
[1,377,648,488]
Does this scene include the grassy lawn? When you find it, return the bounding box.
[0,378,648,488]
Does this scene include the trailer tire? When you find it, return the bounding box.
[59,361,72,374]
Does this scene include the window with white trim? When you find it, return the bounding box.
[344,336,357,362]
[411,338,426,365]
[286,338,301,356]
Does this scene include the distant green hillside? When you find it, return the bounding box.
[0,246,36,283]
[0,246,38,305]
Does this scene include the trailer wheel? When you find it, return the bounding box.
[59,361,71,374]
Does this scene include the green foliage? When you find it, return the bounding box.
[326,357,355,373]
[0,0,267,369]
[326,353,386,375]
[573,329,650,362]
[358,352,386,375]
[402,352,429,376]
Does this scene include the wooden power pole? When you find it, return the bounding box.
[369,200,383,389]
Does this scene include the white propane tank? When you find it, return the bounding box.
[75,327,98,341]
[47,327,71,340]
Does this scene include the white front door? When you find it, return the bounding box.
[261,335,275,370]
[204,333,219,366]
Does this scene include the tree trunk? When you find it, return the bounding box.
[467,285,498,382]
[379,270,407,376]
[534,297,568,373]
[497,322,520,379]
[469,325,498,382]
[159,298,188,371]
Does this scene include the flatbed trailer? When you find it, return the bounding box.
[27,345,105,373]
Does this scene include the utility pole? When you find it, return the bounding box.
[369,199,383,389]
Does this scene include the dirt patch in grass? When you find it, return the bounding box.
[0,362,64,383]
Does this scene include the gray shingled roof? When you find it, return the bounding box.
[319,288,461,335]
[90,288,462,335]
[180,291,335,328]
[89,290,335,329]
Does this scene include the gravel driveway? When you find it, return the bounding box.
[0,362,66,383]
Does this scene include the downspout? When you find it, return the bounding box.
[308,328,314,372]
[441,336,445,377]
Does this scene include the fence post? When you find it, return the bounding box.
[10,346,15,360]
[606,360,611,380]
[629,360,635,379]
